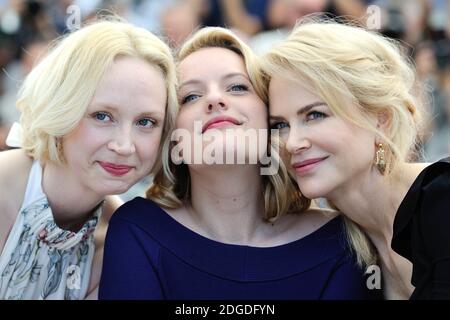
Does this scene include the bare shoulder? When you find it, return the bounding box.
[0,149,33,182]
[0,149,33,212]
[102,195,124,222]
[405,162,432,178]
[0,149,33,254]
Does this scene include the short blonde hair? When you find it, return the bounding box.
[147,27,310,221]
[18,18,178,176]
[262,20,427,267]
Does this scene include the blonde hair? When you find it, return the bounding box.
[17,18,178,176]
[262,20,426,267]
[263,20,424,174]
[147,27,310,221]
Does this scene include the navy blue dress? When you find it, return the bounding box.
[99,197,379,300]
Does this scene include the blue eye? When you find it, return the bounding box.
[181,94,200,104]
[137,118,156,128]
[229,84,248,92]
[93,112,112,122]
[271,122,289,130]
[306,111,326,122]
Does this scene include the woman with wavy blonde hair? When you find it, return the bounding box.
[264,19,450,299]
[0,19,177,300]
[99,26,377,300]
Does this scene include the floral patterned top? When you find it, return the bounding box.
[0,161,100,300]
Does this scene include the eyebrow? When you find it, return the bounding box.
[179,72,250,90]
[89,103,165,118]
[296,101,327,115]
[223,72,250,81]
[270,101,327,120]
[89,103,119,112]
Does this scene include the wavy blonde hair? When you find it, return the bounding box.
[262,19,426,267]
[17,18,178,176]
[147,27,310,221]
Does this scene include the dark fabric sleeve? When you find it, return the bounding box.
[321,255,382,300]
[420,170,450,299]
[98,216,165,300]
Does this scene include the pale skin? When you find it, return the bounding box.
[165,47,337,248]
[269,75,430,299]
[0,149,121,300]
[328,162,428,300]
[0,56,167,299]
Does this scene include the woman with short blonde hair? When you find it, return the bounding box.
[0,19,177,300]
[18,19,178,171]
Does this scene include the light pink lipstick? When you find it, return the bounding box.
[292,157,328,175]
[202,115,241,133]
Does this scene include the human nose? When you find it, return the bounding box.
[285,125,311,155]
[107,124,136,156]
[205,86,228,113]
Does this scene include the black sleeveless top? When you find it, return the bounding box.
[392,157,450,299]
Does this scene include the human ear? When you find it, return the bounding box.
[376,110,391,133]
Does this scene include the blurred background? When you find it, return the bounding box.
[0,0,449,200]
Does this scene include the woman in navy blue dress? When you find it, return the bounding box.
[98,27,380,300]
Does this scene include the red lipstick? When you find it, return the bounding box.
[99,161,133,176]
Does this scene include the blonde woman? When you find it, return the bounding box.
[0,19,177,300]
[99,27,378,300]
[263,20,450,299]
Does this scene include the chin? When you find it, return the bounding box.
[96,181,133,196]
[295,180,330,200]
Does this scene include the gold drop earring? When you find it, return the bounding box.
[375,143,386,175]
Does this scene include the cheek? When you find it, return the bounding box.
[349,134,376,165]
[135,132,163,166]
[302,125,340,155]
[175,109,197,132]
[330,126,375,169]
[256,112,268,129]
[63,124,107,160]
[248,97,267,112]
[243,99,268,128]
[309,120,353,155]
